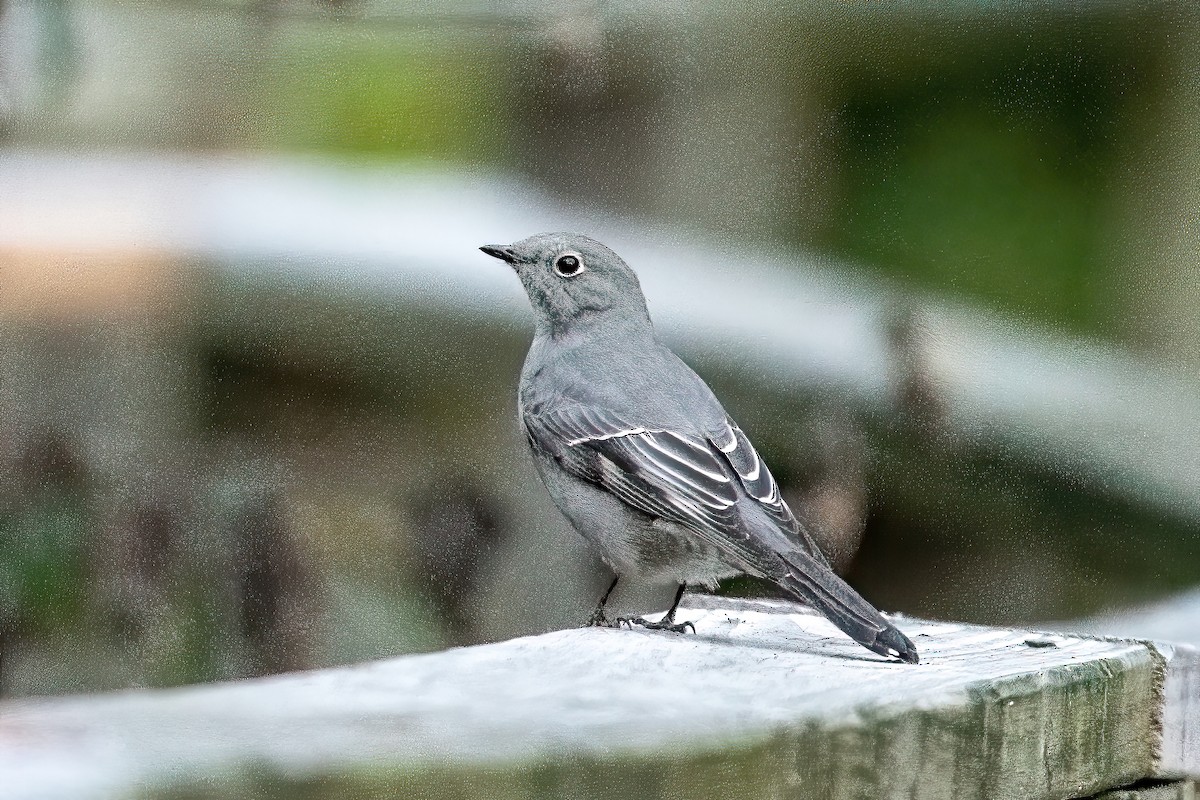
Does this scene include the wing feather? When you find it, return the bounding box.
[528,407,820,556]
[707,417,829,571]
[526,403,746,532]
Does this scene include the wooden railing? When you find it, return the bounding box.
[1,596,1196,799]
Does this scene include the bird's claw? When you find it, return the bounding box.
[617,615,695,634]
[583,609,618,628]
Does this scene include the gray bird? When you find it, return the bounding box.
[481,233,918,664]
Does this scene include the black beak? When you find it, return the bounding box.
[479,244,518,264]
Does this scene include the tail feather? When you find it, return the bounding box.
[778,552,919,664]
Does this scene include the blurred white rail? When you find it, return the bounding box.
[2,149,1198,521]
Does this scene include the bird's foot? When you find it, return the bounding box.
[617,615,696,634]
[583,608,618,628]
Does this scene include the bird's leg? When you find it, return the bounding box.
[584,574,621,627]
[619,583,695,634]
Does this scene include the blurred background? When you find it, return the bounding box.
[1,0,1198,697]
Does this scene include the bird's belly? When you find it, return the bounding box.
[530,449,740,587]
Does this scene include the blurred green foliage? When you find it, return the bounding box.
[827,28,1138,335]
[0,497,88,632]
[256,28,502,158]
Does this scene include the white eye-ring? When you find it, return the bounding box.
[553,252,585,277]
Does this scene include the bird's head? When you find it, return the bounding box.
[480,232,651,338]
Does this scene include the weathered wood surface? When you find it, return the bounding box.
[1056,589,1200,780]
[0,597,1195,800]
[1154,642,1200,781]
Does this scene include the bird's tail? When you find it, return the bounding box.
[777,552,919,664]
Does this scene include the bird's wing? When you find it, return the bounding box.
[530,404,738,528]
[708,419,788,525]
[708,417,832,569]
[526,401,914,662]
[526,402,799,571]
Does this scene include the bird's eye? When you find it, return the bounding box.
[553,253,584,277]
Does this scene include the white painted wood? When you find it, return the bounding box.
[1154,643,1200,780]
[1068,589,1200,648]
[0,597,1187,800]
[1053,591,1200,779]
